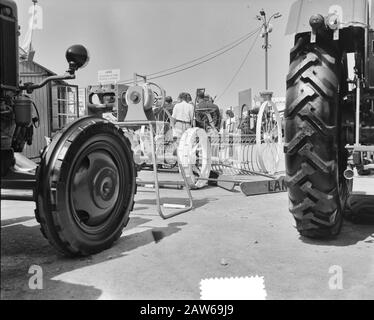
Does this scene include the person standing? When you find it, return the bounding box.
[195,93,221,132]
[171,92,194,139]
[223,109,236,133]
[238,109,254,135]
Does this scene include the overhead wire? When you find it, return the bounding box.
[216,29,261,102]
[146,27,261,77]
[118,26,261,84]
[147,31,259,81]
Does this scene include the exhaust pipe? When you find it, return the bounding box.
[343,167,354,180]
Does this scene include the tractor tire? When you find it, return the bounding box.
[34,117,137,256]
[284,39,346,238]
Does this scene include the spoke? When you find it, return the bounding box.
[192,165,201,176]
[261,123,266,143]
[192,143,199,154]
[265,109,270,134]
[271,125,278,142]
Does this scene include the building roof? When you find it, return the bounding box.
[19,46,56,76]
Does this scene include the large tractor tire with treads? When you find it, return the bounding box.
[34,117,137,256]
[284,40,346,238]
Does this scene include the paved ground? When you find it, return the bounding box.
[1,171,373,300]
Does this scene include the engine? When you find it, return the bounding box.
[0,0,36,176]
[0,0,89,177]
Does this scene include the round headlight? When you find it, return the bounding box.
[65,45,90,70]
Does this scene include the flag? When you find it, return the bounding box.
[30,3,43,30]
[21,2,43,59]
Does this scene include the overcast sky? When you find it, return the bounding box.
[15,0,295,108]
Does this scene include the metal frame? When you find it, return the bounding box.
[116,120,194,219]
[1,169,36,201]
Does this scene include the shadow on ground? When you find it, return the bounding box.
[299,219,374,247]
[1,215,187,299]
[1,216,35,227]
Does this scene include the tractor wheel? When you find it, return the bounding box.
[284,39,347,238]
[34,117,137,256]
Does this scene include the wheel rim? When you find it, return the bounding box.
[256,100,283,174]
[178,128,211,189]
[191,136,203,178]
[69,145,122,230]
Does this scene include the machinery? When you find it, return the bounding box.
[285,0,374,238]
[1,0,137,256]
[86,79,180,170]
[85,76,195,220]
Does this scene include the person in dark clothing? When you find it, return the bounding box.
[238,109,255,135]
[195,94,221,132]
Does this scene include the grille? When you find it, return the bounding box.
[0,7,18,89]
[369,31,374,89]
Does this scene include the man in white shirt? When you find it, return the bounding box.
[171,92,194,139]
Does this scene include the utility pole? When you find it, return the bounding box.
[256,9,282,91]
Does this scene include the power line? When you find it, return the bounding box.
[138,28,260,82]
[146,27,260,77]
[216,29,260,102]
[118,27,261,84]
[147,34,256,81]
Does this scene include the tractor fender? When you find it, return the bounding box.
[285,0,371,35]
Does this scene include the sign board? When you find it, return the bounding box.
[240,176,287,196]
[98,69,120,84]
[272,97,286,112]
[238,88,252,113]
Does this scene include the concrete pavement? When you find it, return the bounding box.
[1,172,373,300]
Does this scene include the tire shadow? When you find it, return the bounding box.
[299,219,374,247]
[1,215,187,299]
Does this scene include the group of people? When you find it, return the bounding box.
[153,91,255,139]
[224,108,256,135]
[154,91,221,139]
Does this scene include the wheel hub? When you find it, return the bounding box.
[71,150,120,226]
[93,167,118,209]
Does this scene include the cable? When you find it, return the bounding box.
[216,29,261,102]
[144,28,261,82]
[118,27,261,84]
[146,27,260,77]
[119,28,259,83]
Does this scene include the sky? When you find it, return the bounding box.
[15,0,295,109]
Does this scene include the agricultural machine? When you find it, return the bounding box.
[1,0,137,256]
[1,0,288,257]
[285,0,374,238]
